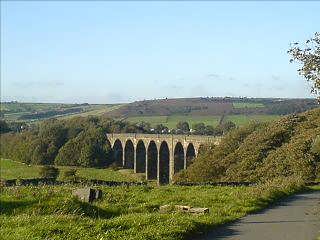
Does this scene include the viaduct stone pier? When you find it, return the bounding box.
[107,133,221,184]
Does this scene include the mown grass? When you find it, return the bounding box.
[0,158,138,182]
[232,102,265,108]
[126,115,221,128]
[0,178,306,240]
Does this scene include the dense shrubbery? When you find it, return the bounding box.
[55,127,112,167]
[175,108,320,183]
[0,116,151,168]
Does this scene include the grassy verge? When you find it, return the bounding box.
[0,177,307,240]
[0,158,139,182]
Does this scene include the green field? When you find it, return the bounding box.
[225,114,281,126]
[233,102,265,108]
[0,158,139,182]
[0,180,304,240]
[126,115,221,128]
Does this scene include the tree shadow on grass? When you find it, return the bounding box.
[0,200,37,215]
[71,198,121,219]
[0,198,121,220]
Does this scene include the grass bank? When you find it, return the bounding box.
[0,158,140,182]
[0,177,308,240]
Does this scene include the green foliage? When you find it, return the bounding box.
[154,124,169,134]
[55,127,112,167]
[39,166,59,180]
[176,121,190,133]
[60,168,77,182]
[175,109,320,183]
[0,116,136,168]
[288,32,320,99]
[0,120,11,134]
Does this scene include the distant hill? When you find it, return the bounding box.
[0,102,122,122]
[104,97,318,118]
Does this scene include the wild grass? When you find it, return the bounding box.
[0,177,308,240]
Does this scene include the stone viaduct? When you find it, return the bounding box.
[107,133,221,184]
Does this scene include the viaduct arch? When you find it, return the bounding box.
[108,133,220,184]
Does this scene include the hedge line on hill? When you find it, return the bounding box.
[175,108,320,183]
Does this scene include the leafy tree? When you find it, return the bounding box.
[61,168,77,182]
[215,121,236,135]
[205,125,215,135]
[176,121,190,133]
[136,121,151,133]
[192,123,206,135]
[154,124,168,134]
[55,127,112,167]
[288,32,320,99]
[0,120,11,134]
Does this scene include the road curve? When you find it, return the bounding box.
[196,191,320,240]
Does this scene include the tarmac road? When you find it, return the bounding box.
[196,191,320,240]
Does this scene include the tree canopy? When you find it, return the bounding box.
[288,32,320,99]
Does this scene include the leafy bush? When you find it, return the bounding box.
[39,166,59,180]
[55,127,112,167]
[61,168,77,182]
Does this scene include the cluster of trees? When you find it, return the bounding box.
[174,108,320,183]
[0,120,28,134]
[0,114,236,168]
[170,120,236,135]
[0,116,152,168]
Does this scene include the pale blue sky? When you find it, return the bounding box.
[1,1,319,103]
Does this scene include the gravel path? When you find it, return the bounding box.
[196,191,320,240]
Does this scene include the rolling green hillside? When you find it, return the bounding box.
[1,102,123,122]
[104,97,317,118]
